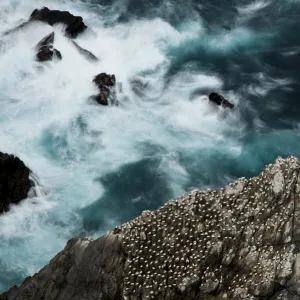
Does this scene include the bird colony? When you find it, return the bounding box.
[116,156,300,299]
[2,156,300,300]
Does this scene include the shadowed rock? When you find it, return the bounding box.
[0,152,33,214]
[36,32,62,62]
[4,8,87,39]
[30,7,87,38]
[93,73,116,89]
[2,21,31,36]
[91,73,117,106]
[209,92,234,109]
[2,156,300,299]
[71,40,98,62]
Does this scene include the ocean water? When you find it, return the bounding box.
[0,0,300,292]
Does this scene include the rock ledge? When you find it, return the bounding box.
[2,156,300,300]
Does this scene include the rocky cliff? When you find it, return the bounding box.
[2,156,300,300]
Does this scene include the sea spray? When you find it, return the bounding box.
[0,0,300,292]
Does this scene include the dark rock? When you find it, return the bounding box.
[91,73,117,106]
[0,41,6,53]
[36,32,62,62]
[30,7,87,38]
[90,93,109,106]
[3,21,31,36]
[71,40,98,62]
[37,31,54,48]
[93,73,116,89]
[3,156,300,300]
[0,152,33,213]
[36,46,53,62]
[209,92,234,109]
[53,49,62,60]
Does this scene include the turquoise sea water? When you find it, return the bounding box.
[1,0,300,292]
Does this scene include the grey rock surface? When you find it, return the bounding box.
[2,156,300,300]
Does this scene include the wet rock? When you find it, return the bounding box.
[3,156,300,299]
[93,73,116,89]
[91,73,117,106]
[209,92,234,109]
[0,41,6,53]
[3,21,31,36]
[0,236,124,300]
[90,93,109,106]
[71,40,98,62]
[0,152,33,213]
[30,7,87,38]
[36,32,62,62]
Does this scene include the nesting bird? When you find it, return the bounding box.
[118,156,299,300]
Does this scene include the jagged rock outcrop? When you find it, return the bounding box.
[30,7,87,38]
[36,32,62,62]
[3,8,87,38]
[2,21,32,36]
[2,156,300,299]
[3,8,98,64]
[209,93,234,109]
[91,73,117,106]
[0,152,33,213]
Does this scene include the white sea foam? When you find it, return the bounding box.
[237,0,271,15]
[0,0,264,291]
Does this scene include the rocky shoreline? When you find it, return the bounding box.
[2,7,233,109]
[0,6,291,300]
[1,156,300,300]
[0,153,34,214]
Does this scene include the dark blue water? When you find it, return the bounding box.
[0,0,300,292]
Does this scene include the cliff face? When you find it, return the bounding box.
[2,156,300,300]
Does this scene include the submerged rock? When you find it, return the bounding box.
[2,21,31,36]
[91,73,117,106]
[2,156,300,299]
[93,73,116,90]
[209,92,234,109]
[4,8,87,39]
[30,7,87,38]
[36,32,62,62]
[0,152,33,213]
[71,40,98,62]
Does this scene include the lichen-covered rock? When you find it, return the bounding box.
[2,156,300,299]
[0,152,33,213]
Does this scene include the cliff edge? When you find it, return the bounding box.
[2,156,300,300]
